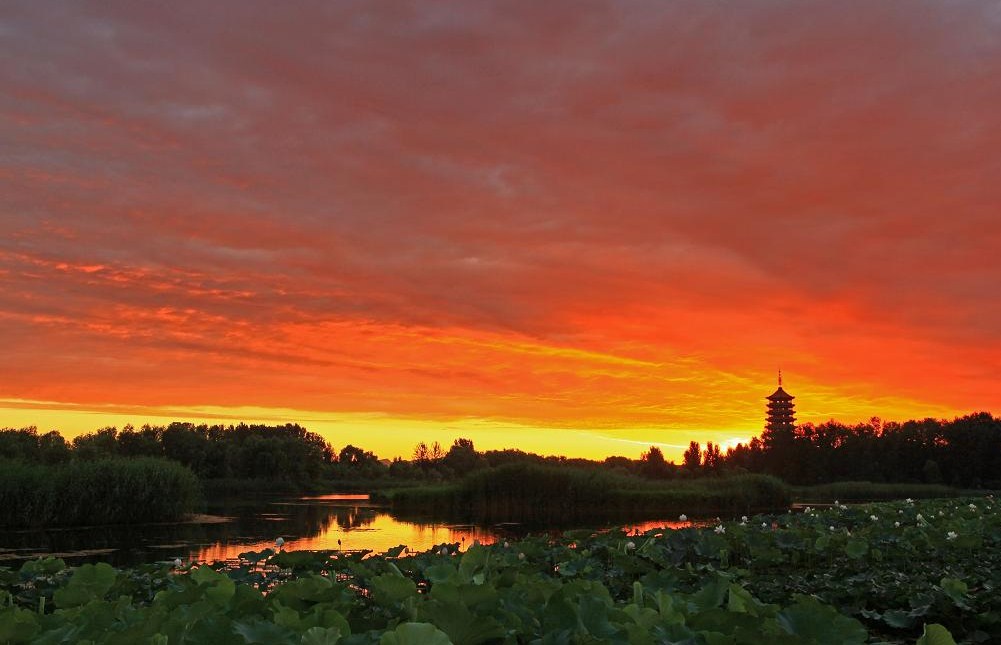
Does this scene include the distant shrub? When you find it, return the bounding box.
[0,458,201,528]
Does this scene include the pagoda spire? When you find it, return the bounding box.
[765,373,796,434]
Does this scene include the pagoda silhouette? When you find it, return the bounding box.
[765,370,796,433]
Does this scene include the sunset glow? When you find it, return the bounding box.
[2,2,998,461]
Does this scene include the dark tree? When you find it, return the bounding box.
[443,438,482,476]
[683,441,702,472]
[640,445,671,479]
[702,442,722,473]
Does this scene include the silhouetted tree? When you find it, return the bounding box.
[640,446,671,479]
[72,427,120,460]
[338,444,376,466]
[702,442,722,473]
[683,441,701,472]
[443,438,482,476]
[37,431,71,464]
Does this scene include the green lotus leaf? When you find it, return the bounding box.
[844,537,868,559]
[422,600,505,645]
[777,596,867,645]
[379,622,453,645]
[916,623,958,645]
[369,573,418,605]
[233,618,298,644]
[301,626,345,645]
[0,607,41,643]
[52,562,117,608]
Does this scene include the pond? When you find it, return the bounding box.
[0,494,696,567]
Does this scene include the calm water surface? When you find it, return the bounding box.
[0,494,695,567]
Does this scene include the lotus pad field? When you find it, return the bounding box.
[1,497,997,644]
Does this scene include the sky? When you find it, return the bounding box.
[1,1,999,461]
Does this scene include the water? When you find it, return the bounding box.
[0,494,695,567]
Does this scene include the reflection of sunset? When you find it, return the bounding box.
[193,511,502,564]
[191,514,712,564]
[620,520,698,535]
[185,496,708,564]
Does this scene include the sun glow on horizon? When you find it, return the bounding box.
[0,381,965,463]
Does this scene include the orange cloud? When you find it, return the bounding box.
[1,1,998,460]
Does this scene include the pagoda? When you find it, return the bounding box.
[765,370,796,433]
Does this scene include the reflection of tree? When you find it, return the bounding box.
[333,505,377,531]
[278,503,340,536]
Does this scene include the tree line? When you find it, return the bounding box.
[2,411,999,488]
[0,423,334,486]
[722,411,1001,488]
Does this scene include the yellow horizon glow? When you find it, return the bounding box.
[0,388,963,463]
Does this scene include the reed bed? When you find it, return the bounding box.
[0,457,201,528]
[792,480,958,503]
[384,464,791,522]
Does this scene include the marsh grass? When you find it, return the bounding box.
[792,480,958,503]
[0,458,201,528]
[382,464,791,522]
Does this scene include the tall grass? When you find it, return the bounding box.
[607,473,791,515]
[0,458,202,528]
[385,464,791,523]
[793,481,958,502]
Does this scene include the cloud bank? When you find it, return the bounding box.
[1,0,998,455]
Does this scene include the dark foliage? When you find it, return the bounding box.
[724,412,1001,487]
[75,423,332,485]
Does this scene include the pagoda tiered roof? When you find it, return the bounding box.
[766,386,794,401]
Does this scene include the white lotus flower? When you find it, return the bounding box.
[714,525,726,534]
[679,514,688,522]
[625,541,636,550]
[894,521,900,528]
[946,531,958,541]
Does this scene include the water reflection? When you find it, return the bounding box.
[622,519,703,534]
[0,494,699,567]
[195,514,504,564]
